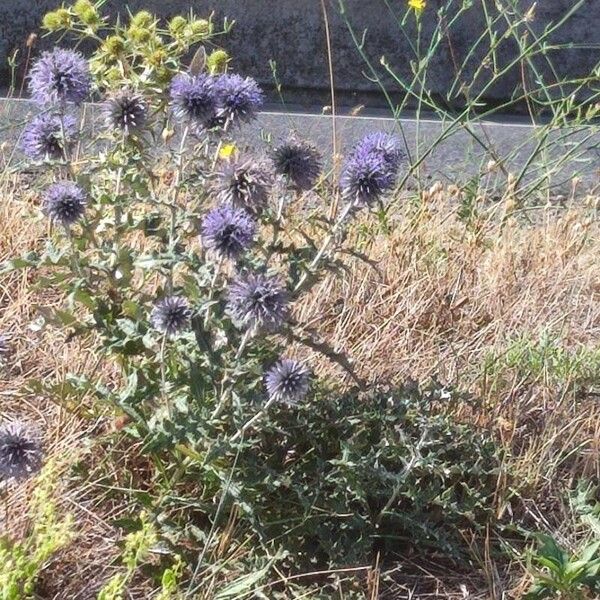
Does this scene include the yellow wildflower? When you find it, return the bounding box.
[408,0,426,11]
[219,144,237,160]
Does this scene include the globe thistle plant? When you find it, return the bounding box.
[28,47,91,106]
[43,182,87,226]
[102,89,148,135]
[272,137,323,191]
[227,272,289,332]
[212,74,263,128]
[0,421,43,482]
[169,73,217,129]
[151,296,192,337]
[201,203,257,259]
[265,359,310,404]
[21,113,77,161]
[213,156,273,215]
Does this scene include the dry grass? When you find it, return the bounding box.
[300,190,600,471]
[1,173,599,598]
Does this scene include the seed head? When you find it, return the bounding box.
[103,35,126,57]
[227,272,289,332]
[201,203,257,259]
[102,89,148,135]
[207,49,230,74]
[213,156,273,215]
[150,296,192,337]
[272,137,322,191]
[265,359,310,404]
[43,182,87,226]
[169,16,187,35]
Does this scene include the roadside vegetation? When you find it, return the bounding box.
[0,1,598,598]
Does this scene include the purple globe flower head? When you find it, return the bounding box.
[213,156,274,215]
[212,73,263,129]
[265,358,310,405]
[103,89,148,135]
[354,132,404,170]
[272,137,322,191]
[150,296,192,337]
[227,272,289,332]
[0,421,43,482]
[21,113,77,161]
[43,182,87,226]
[201,203,257,260]
[340,147,398,207]
[169,72,217,129]
[28,48,91,106]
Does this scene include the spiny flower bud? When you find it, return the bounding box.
[150,296,192,337]
[272,137,322,191]
[42,9,71,31]
[104,35,125,57]
[265,359,310,405]
[207,49,229,74]
[169,15,187,35]
[102,89,148,136]
[130,10,154,29]
[213,156,274,215]
[73,0,94,14]
[128,27,152,44]
[227,272,289,332]
[187,19,211,37]
[73,0,99,27]
[0,421,43,482]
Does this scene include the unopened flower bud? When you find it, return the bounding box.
[207,49,229,74]
[169,15,187,35]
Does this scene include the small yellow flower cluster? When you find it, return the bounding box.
[408,0,426,11]
[219,144,237,160]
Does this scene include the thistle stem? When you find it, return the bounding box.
[159,334,170,419]
[230,397,276,442]
[210,330,251,420]
[293,201,354,293]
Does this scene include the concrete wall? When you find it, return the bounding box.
[1,1,598,111]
